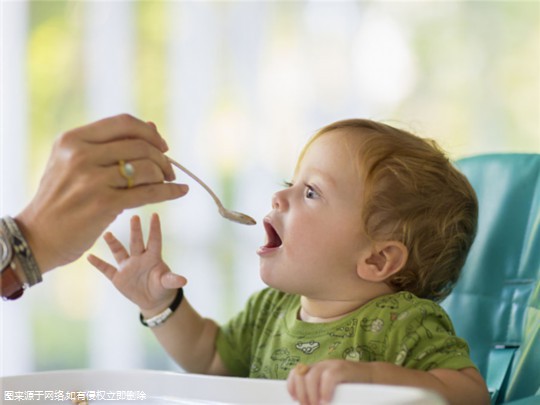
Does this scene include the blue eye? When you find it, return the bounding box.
[305,185,320,199]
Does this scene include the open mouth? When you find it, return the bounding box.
[263,218,282,248]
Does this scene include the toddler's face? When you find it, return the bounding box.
[258,130,373,299]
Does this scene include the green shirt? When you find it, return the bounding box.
[216,288,475,379]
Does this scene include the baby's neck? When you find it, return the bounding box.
[298,296,370,323]
[299,286,396,323]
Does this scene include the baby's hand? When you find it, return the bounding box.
[287,360,372,405]
[88,213,186,313]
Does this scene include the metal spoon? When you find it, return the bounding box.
[167,157,257,226]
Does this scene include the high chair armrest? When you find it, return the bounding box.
[502,393,540,405]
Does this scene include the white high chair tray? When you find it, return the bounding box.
[1,369,446,404]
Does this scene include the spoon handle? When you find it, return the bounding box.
[167,157,225,212]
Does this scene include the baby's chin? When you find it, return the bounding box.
[258,266,304,295]
[258,263,275,288]
[259,265,283,289]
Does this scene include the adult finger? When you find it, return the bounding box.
[87,254,117,281]
[93,139,175,182]
[129,216,145,255]
[112,183,189,210]
[73,114,168,152]
[107,159,166,189]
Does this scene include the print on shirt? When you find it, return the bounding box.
[360,318,385,333]
[342,345,377,361]
[329,319,357,338]
[217,289,475,379]
[295,341,320,355]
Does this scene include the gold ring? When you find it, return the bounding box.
[118,160,135,188]
[294,363,310,376]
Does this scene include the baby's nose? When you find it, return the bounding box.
[271,189,288,210]
[271,192,280,209]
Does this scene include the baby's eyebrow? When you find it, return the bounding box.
[308,168,337,189]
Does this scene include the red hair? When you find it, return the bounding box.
[300,119,478,302]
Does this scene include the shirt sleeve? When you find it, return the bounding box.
[385,299,477,371]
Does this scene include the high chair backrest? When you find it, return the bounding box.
[441,153,540,404]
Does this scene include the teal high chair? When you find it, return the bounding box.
[442,154,540,404]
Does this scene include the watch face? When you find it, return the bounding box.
[0,233,13,270]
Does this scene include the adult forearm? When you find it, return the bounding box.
[142,297,219,374]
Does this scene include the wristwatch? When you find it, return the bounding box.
[0,231,25,300]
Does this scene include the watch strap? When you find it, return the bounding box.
[1,262,25,300]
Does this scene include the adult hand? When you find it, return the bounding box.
[88,214,186,313]
[287,360,373,405]
[15,114,189,273]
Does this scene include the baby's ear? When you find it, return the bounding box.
[357,241,408,282]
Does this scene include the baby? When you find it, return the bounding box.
[88,119,490,405]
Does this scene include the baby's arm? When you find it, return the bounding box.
[87,213,228,375]
[287,360,489,405]
[141,292,229,374]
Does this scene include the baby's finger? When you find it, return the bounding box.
[87,254,117,280]
[296,377,309,405]
[161,272,187,289]
[103,232,129,263]
[129,215,145,255]
[286,375,296,401]
[289,367,308,405]
[305,374,322,405]
[319,369,340,405]
[147,213,162,254]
